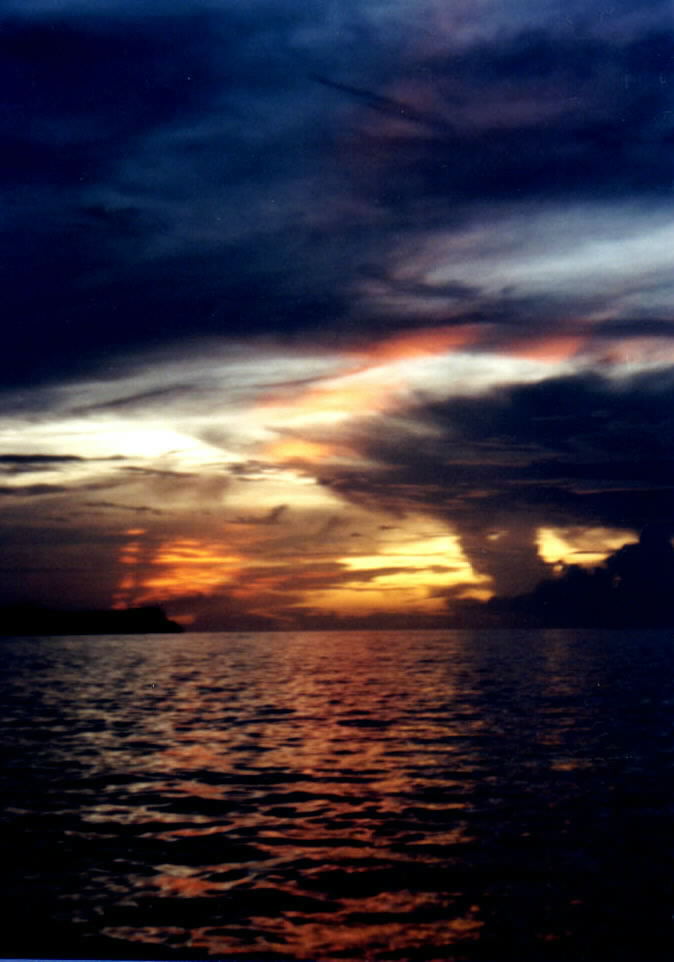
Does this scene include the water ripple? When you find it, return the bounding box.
[2,629,674,959]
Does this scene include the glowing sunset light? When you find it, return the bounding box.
[343,534,490,587]
[503,333,587,362]
[152,540,240,568]
[353,324,481,365]
[114,534,242,607]
[49,421,221,463]
[343,533,478,567]
[252,337,587,449]
[256,372,401,428]
[300,582,446,615]
[5,4,674,959]
[0,0,671,639]
[252,327,489,436]
[298,531,492,616]
[263,438,342,463]
[536,527,635,568]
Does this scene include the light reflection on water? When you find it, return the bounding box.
[2,629,674,959]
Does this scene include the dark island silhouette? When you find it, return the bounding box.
[0,604,183,636]
[449,525,674,629]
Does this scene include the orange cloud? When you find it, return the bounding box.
[255,323,590,453]
[263,438,341,463]
[353,324,480,364]
[504,333,587,362]
[113,532,241,607]
[138,540,240,602]
[255,325,484,445]
[537,526,634,567]
[294,532,492,616]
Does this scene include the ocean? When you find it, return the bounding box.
[1,628,674,960]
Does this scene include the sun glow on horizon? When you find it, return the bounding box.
[299,531,492,616]
[537,526,635,568]
[113,532,242,608]
[4,336,662,629]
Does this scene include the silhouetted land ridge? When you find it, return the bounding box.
[0,605,183,636]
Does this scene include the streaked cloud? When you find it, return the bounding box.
[1,0,673,625]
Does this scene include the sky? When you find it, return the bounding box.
[1,0,674,629]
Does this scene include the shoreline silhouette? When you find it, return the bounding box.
[0,604,183,636]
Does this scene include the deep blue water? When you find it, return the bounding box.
[2,628,674,960]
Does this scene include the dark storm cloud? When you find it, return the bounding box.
[0,13,216,186]
[121,464,230,503]
[0,454,84,473]
[0,483,70,497]
[0,517,132,608]
[317,368,674,592]
[121,466,199,479]
[593,318,674,338]
[83,500,164,515]
[451,525,674,628]
[337,26,674,208]
[232,505,288,526]
[0,454,126,473]
[311,74,456,135]
[4,0,673,391]
[1,1,364,386]
[0,454,82,462]
[70,384,198,415]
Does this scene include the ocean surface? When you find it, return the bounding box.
[2,628,674,961]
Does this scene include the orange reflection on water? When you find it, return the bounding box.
[88,631,488,960]
[158,743,230,772]
[229,892,484,962]
[152,873,215,898]
[102,927,187,950]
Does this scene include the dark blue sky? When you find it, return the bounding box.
[1,0,673,625]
